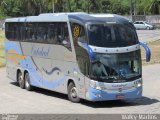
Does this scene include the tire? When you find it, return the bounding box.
[18,71,25,89]
[68,82,80,103]
[24,72,32,91]
[146,26,150,30]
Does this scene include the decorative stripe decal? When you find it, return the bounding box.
[8,50,26,59]
[7,49,26,65]
[8,55,19,65]
[42,67,61,75]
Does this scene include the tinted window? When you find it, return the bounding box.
[5,22,17,41]
[88,24,138,47]
[5,22,71,50]
[24,23,35,42]
[139,22,143,24]
[57,23,71,50]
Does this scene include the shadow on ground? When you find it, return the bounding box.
[80,96,159,108]
[10,82,68,101]
[11,82,160,108]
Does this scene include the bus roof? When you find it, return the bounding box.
[5,12,130,24]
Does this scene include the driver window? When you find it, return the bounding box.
[70,23,87,44]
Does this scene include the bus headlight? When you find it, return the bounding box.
[136,80,142,87]
[90,80,101,90]
[137,82,142,87]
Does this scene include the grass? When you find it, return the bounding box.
[141,40,160,65]
[0,29,5,67]
[0,29,159,67]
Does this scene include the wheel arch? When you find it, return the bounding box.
[24,70,28,77]
[67,79,75,88]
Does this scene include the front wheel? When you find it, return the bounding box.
[68,82,80,103]
[146,26,150,30]
[24,72,33,91]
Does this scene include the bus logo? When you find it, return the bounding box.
[119,88,122,92]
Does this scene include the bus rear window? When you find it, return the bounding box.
[87,24,139,47]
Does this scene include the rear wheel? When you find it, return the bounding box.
[68,82,80,103]
[24,72,32,91]
[18,71,25,89]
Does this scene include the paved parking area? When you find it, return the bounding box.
[137,30,160,42]
[0,64,160,114]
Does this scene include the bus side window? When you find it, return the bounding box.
[6,23,16,41]
[36,23,47,43]
[57,22,71,51]
[20,23,26,41]
[25,23,37,42]
[5,22,17,41]
[16,23,21,41]
[5,23,10,40]
[47,23,57,44]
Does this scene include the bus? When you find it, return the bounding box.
[4,13,151,102]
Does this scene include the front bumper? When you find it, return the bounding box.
[88,86,142,101]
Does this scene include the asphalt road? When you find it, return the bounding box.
[0,64,160,114]
[137,30,160,42]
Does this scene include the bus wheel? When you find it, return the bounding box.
[18,71,25,89]
[68,82,80,103]
[24,72,32,91]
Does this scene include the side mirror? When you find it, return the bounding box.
[139,42,151,62]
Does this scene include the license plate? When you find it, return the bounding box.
[116,94,125,99]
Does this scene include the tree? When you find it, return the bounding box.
[137,0,160,15]
[0,0,159,17]
[149,0,160,14]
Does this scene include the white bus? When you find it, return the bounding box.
[4,13,150,102]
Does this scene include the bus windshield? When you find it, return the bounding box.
[91,50,141,83]
[87,24,138,47]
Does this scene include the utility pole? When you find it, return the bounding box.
[67,0,71,12]
[37,0,42,14]
[52,0,55,13]
[88,0,90,13]
[134,0,136,15]
[130,0,133,21]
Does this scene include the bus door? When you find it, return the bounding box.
[69,22,91,99]
[76,56,89,99]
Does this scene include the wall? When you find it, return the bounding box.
[125,15,160,23]
[0,19,5,28]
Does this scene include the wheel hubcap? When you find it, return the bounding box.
[18,74,23,86]
[70,87,77,98]
[25,75,30,88]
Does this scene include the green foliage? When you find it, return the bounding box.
[0,0,159,17]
